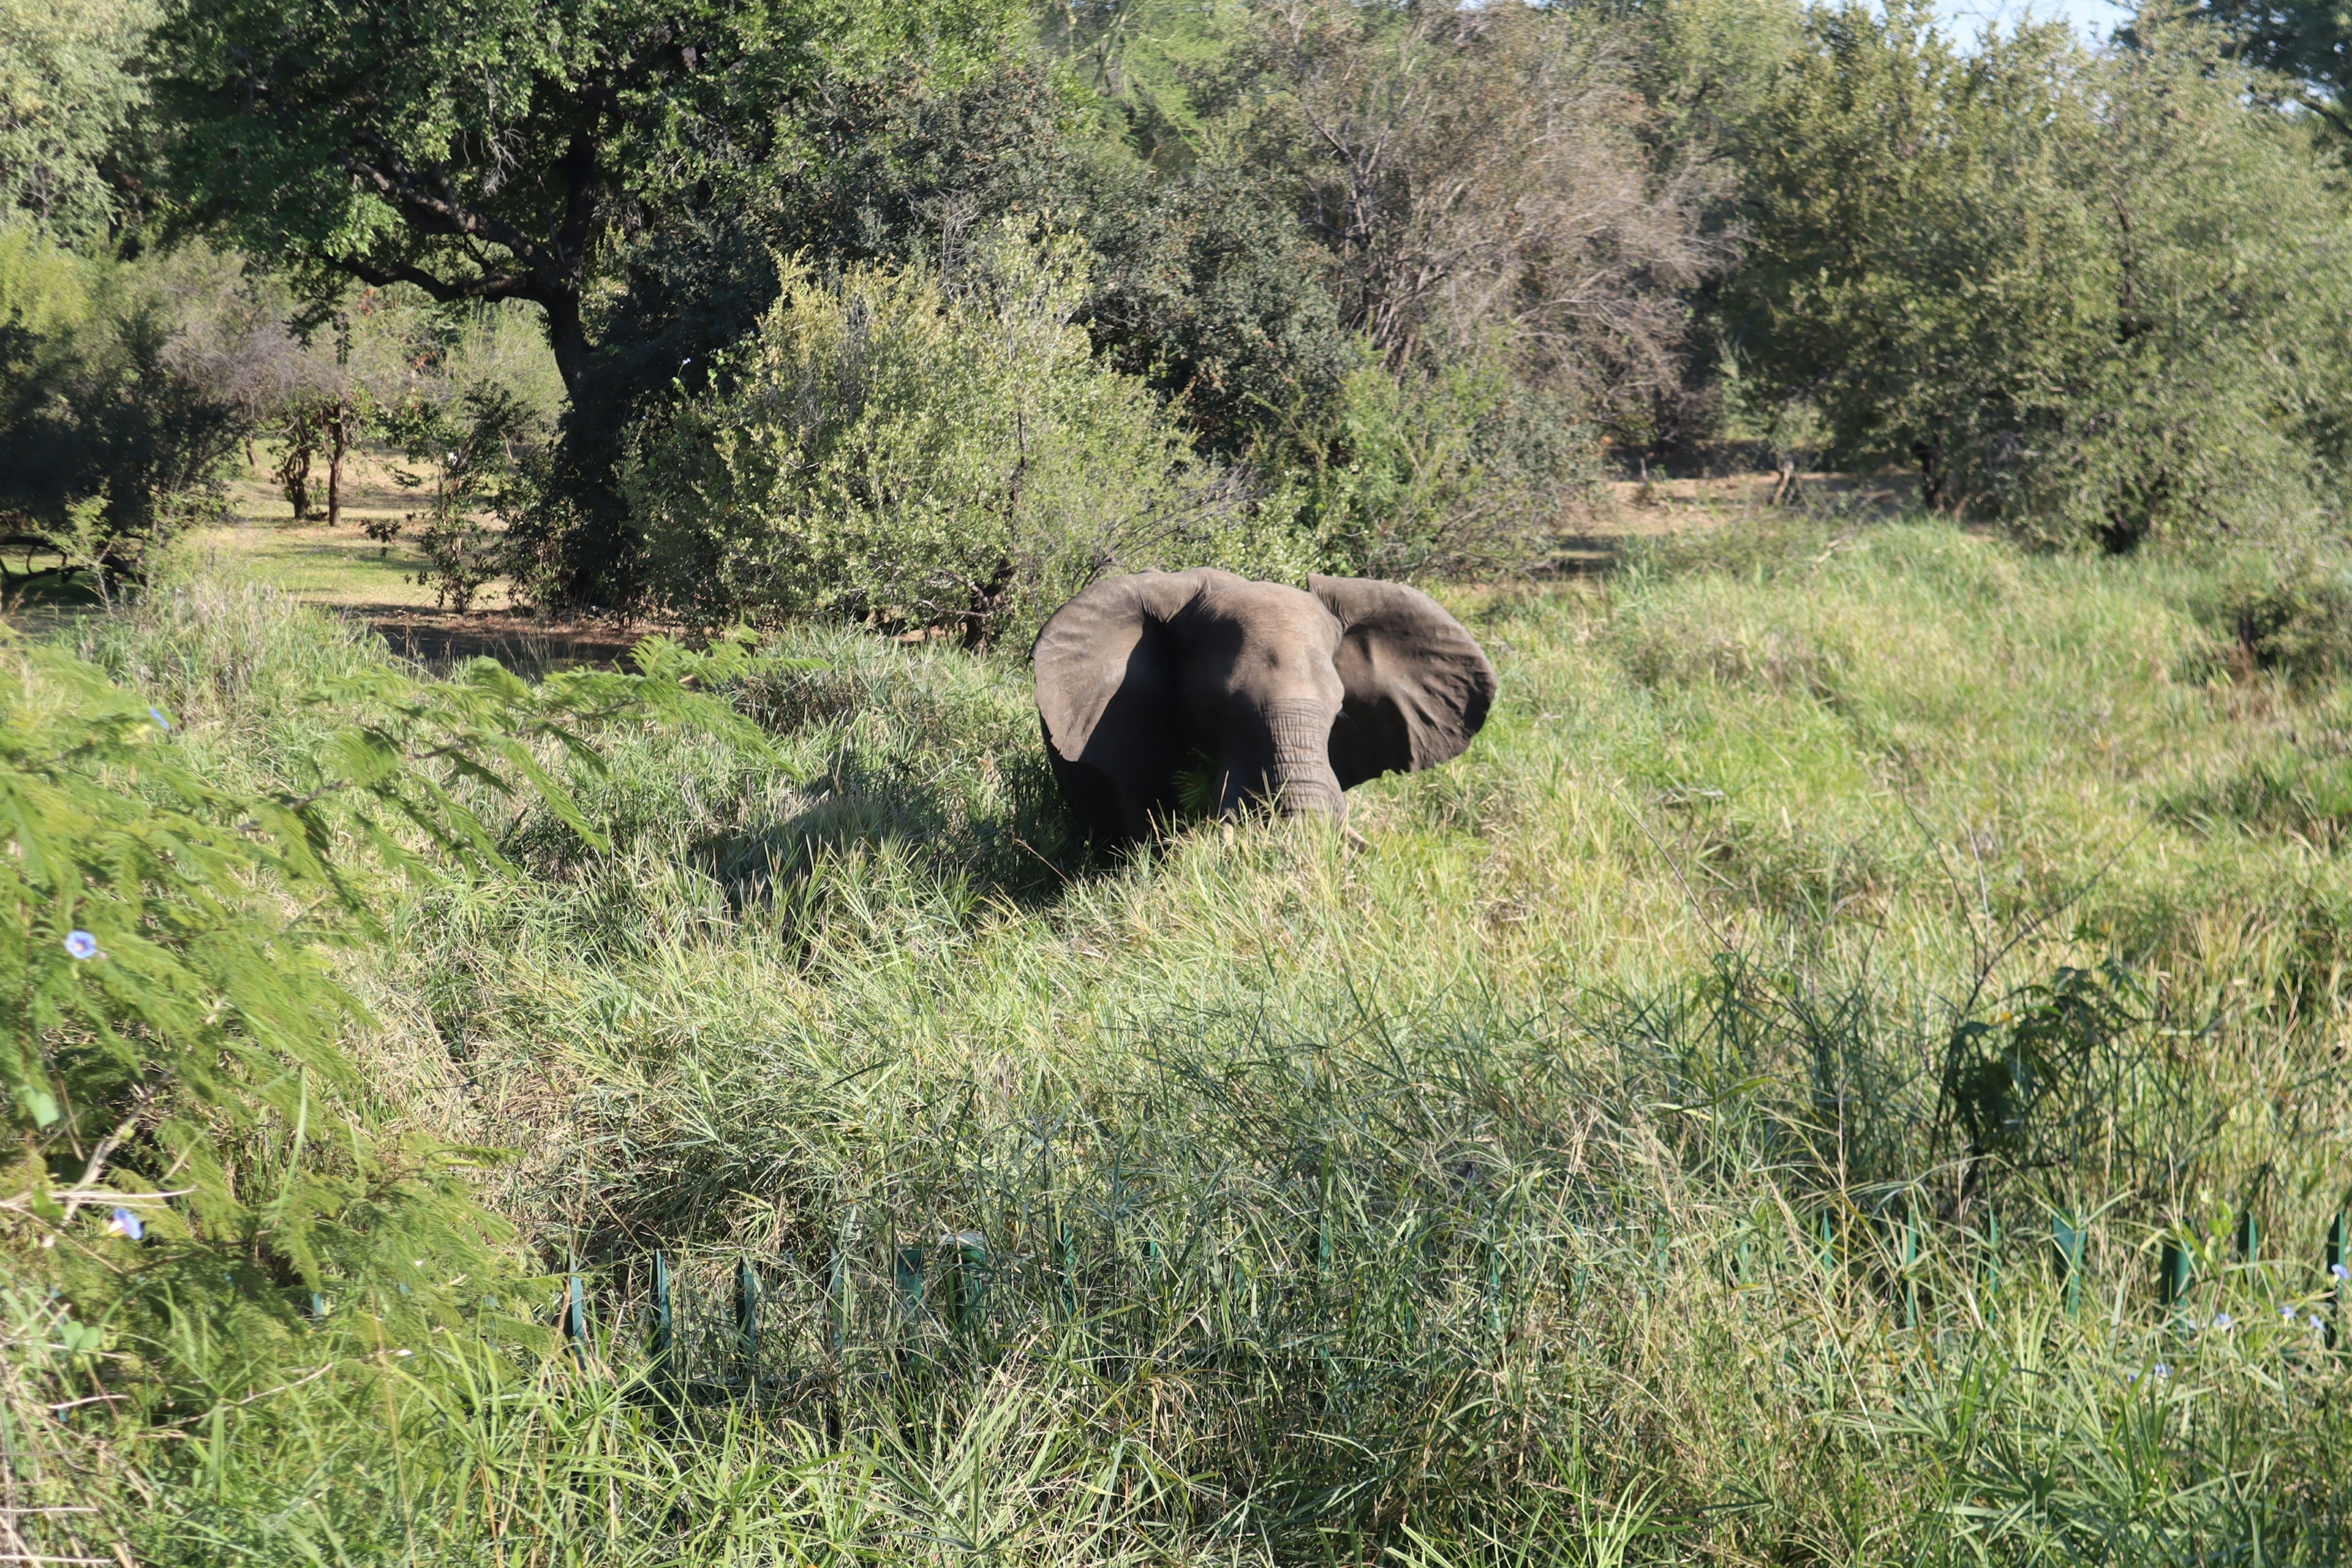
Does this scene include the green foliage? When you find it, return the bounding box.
[1941,959,2151,1188]
[149,0,1035,609]
[1208,0,1727,439]
[383,383,551,614]
[1722,5,2352,549]
[1632,0,1805,151]
[0,593,771,1503]
[151,0,1030,315]
[1281,355,1605,579]
[600,59,1357,469]
[0,222,251,572]
[1081,160,1359,456]
[2193,549,2352,684]
[0,0,154,244]
[625,226,1308,646]
[1047,0,1245,169]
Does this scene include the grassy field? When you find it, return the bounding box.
[18,516,2352,1565]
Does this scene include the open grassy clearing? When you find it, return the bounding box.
[18,518,2352,1565]
[194,441,458,609]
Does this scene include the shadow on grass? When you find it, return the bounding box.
[694,744,1091,927]
[352,605,646,676]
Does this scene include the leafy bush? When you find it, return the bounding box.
[624,226,1310,647]
[2173,548,2352,685]
[1722,6,2352,549]
[0,223,255,576]
[381,383,552,613]
[1282,355,1605,579]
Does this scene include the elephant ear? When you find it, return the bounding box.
[1033,569,1230,809]
[1309,575,1498,790]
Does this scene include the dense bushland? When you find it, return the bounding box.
[20,0,2352,604]
[1722,6,2352,549]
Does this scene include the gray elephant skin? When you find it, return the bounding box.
[1032,567,1498,843]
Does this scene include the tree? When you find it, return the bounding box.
[1719,4,2352,548]
[149,0,1030,606]
[2185,1,2352,137]
[595,58,1357,465]
[0,0,154,246]
[1046,0,1244,172]
[1207,0,1730,437]
[255,289,437,529]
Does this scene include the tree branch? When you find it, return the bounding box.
[328,254,538,305]
[343,132,556,276]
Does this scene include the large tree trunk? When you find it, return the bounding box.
[530,287,649,615]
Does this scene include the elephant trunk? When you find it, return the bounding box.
[1261,698,1345,822]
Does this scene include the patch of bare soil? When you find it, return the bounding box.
[349,606,650,674]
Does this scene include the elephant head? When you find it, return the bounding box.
[1032,568,1497,842]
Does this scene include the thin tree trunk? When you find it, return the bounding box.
[326,404,349,530]
[275,428,314,521]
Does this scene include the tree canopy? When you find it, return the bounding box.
[151,0,1030,402]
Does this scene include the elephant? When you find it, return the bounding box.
[1032,567,1498,843]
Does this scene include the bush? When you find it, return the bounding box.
[1280,353,1606,580]
[624,225,1312,647]
[2179,548,2352,684]
[0,594,761,1559]
[1721,6,2352,549]
[381,382,553,614]
[0,224,256,576]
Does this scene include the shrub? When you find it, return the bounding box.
[0,600,761,1556]
[598,63,1359,470]
[382,383,552,614]
[0,224,254,576]
[2182,548,2352,684]
[1280,353,1606,580]
[624,225,1311,647]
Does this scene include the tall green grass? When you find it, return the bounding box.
[12,522,2352,1564]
